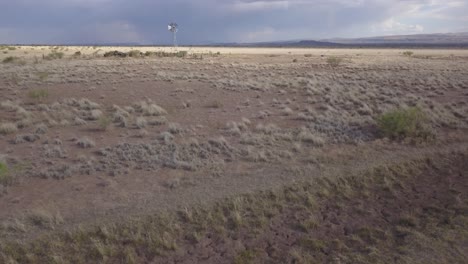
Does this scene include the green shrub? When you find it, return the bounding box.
[7,46,16,51]
[28,89,49,100]
[377,107,434,140]
[2,56,19,63]
[104,51,127,58]
[0,162,11,186]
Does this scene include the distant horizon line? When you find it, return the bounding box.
[2,31,468,46]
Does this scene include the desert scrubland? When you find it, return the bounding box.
[0,45,467,263]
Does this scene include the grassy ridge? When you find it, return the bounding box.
[1,151,467,263]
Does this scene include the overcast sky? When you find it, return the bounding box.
[0,0,467,44]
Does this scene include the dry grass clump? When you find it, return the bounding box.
[0,100,20,111]
[137,129,149,138]
[135,117,147,129]
[148,116,168,126]
[205,100,223,109]
[257,110,272,119]
[97,116,112,131]
[0,122,18,135]
[34,123,48,135]
[326,56,343,68]
[43,51,64,60]
[77,98,100,110]
[27,209,64,230]
[255,123,279,135]
[402,51,414,57]
[226,119,250,135]
[112,106,130,127]
[88,109,103,121]
[281,107,294,116]
[14,134,40,144]
[76,137,96,148]
[134,101,167,116]
[297,128,325,146]
[74,117,87,126]
[168,123,182,134]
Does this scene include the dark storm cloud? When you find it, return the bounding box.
[0,0,466,44]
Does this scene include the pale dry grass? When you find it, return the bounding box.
[0,122,18,135]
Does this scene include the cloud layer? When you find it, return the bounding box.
[0,0,467,44]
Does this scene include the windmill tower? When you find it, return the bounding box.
[168,22,179,48]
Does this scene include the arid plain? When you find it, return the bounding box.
[0,46,467,263]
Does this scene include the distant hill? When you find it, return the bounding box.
[322,32,468,47]
[210,40,342,48]
[207,32,468,48]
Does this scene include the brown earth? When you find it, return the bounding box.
[0,46,467,263]
[150,151,468,264]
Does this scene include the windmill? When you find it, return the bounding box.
[168,22,179,47]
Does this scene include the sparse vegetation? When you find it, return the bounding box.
[0,47,467,264]
[0,153,466,263]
